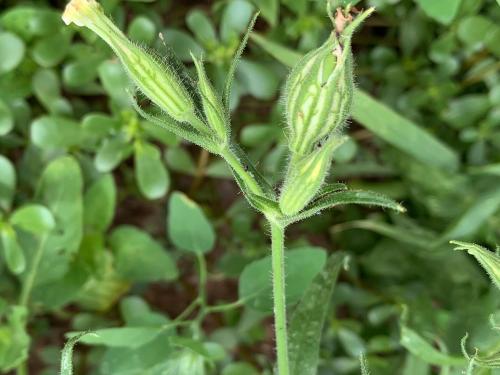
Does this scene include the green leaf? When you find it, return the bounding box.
[0,155,15,211]
[415,0,462,24]
[0,306,29,372]
[135,142,169,200]
[451,241,500,290]
[186,10,217,45]
[31,116,81,150]
[249,33,302,67]
[32,69,72,115]
[165,147,197,175]
[352,91,459,172]
[440,187,500,242]
[67,327,161,348]
[0,32,25,74]
[249,0,278,25]
[161,29,204,61]
[0,226,25,274]
[220,0,254,42]
[250,35,459,171]
[95,134,132,172]
[63,59,101,88]
[222,8,259,110]
[167,192,215,254]
[97,333,173,375]
[98,60,132,108]
[10,204,55,235]
[60,331,97,375]
[0,99,14,136]
[237,60,280,100]
[110,226,178,282]
[34,156,83,285]
[289,253,346,375]
[458,16,500,58]
[127,16,156,45]
[120,297,169,326]
[32,32,71,68]
[284,190,405,226]
[400,325,466,366]
[222,362,259,375]
[84,174,116,232]
[239,246,327,312]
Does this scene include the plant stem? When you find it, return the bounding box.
[196,253,208,309]
[220,146,264,196]
[270,220,290,375]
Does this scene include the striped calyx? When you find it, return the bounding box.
[62,0,199,127]
[279,137,345,216]
[285,36,353,156]
[279,5,374,216]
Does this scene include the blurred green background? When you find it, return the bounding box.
[0,0,499,374]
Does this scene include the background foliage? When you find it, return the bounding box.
[0,0,499,374]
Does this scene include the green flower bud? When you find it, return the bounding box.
[62,0,199,126]
[279,137,345,216]
[279,6,374,216]
[191,53,230,142]
[285,37,352,156]
[284,6,374,156]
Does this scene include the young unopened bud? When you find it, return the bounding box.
[279,5,374,216]
[191,53,230,142]
[279,137,345,216]
[284,6,374,156]
[62,0,198,126]
[285,39,352,156]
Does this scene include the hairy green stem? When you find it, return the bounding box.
[220,146,265,196]
[270,221,290,375]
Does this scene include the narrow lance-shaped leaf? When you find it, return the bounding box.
[223,12,259,111]
[400,324,467,366]
[439,188,500,244]
[284,190,405,226]
[451,241,500,290]
[289,252,346,375]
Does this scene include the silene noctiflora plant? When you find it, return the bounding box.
[61,1,404,374]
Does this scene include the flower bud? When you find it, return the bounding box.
[62,0,198,126]
[279,137,345,216]
[285,37,352,156]
[191,53,229,142]
[279,6,374,216]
